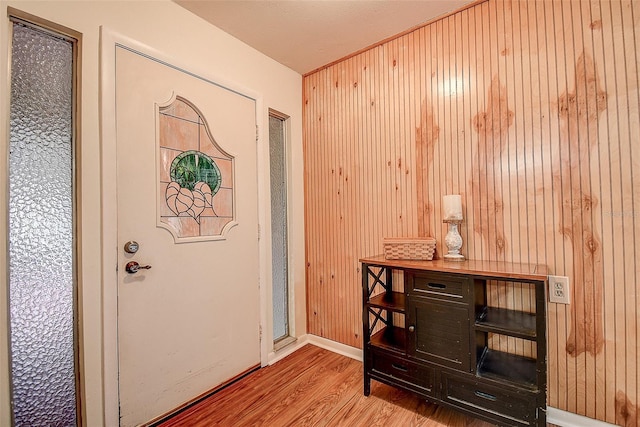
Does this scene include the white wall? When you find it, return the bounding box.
[0,1,305,425]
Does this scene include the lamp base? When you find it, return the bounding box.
[443,219,465,262]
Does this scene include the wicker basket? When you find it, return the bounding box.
[383,237,436,260]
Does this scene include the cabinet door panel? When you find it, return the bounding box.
[408,297,472,372]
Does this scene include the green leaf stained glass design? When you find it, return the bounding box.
[170,150,221,195]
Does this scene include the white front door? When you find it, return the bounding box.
[114,46,260,426]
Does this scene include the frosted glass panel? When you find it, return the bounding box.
[9,23,77,426]
[269,115,288,341]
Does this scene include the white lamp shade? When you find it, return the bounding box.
[443,194,463,220]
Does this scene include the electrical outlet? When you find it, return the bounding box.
[548,275,570,304]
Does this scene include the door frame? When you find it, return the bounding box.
[99,27,268,426]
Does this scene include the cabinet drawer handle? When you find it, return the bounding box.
[474,391,497,401]
[391,363,409,372]
[428,282,446,289]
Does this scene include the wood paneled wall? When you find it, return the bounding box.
[302,0,639,424]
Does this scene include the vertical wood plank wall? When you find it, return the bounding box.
[302,0,639,424]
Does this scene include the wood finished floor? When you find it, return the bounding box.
[157,344,497,427]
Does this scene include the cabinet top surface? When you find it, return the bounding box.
[359,255,548,281]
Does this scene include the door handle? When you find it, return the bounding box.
[125,261,152,274]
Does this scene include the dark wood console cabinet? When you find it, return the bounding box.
[361,256,548,426]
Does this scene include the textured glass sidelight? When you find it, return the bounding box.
[9,23,77,426]
[269,115,289,341]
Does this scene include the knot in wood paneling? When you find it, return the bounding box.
[582,195,596,211]
[584,235,599,256]
[615,390,638,426]
[472,76,514,137]
[557,52,607,124]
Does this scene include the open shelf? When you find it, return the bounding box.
[369,291,406,313]
[370,326,406,354]
[477,348,538,390]
[475,307,536,340]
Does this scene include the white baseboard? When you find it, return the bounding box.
[268,333,363,365]
[267,335,310,365]
[304,334,363,361]
[547,407,617,427]
[270,336,615,427]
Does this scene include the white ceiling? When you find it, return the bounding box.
[175,0,476,75]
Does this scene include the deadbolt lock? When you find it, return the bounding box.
[124,241,139,254]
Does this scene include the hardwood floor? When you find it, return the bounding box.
[156,344,496,427]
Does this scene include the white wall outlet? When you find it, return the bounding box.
[548,275,570,304]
